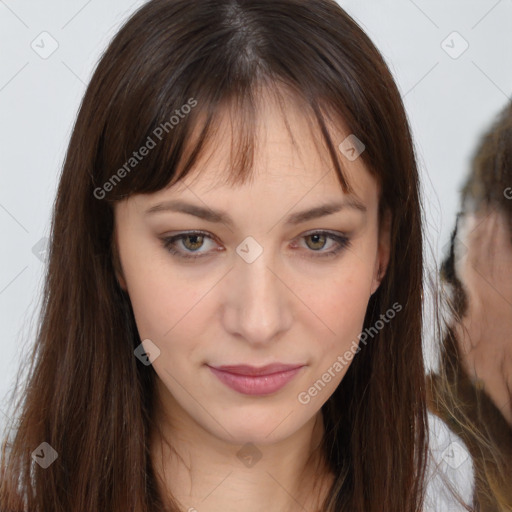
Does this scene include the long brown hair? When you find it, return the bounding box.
[429,101,512,511]
[1,1,429,510]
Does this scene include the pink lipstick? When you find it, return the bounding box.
[207,363,305,395]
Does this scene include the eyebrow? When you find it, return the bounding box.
[144,198,366,227]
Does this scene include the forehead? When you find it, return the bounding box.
[164,85,377,205]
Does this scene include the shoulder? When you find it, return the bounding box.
[423,411,475,511]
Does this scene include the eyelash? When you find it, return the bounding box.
[161,230,351,261]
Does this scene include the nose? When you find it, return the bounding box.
[221,248,293,346]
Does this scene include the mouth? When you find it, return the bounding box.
[206,363,305,396]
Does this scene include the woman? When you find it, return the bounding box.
[429,100,512,511]
[0,0,474,510]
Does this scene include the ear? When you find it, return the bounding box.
[370,208,391,296]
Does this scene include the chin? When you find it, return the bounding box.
[206,406,313,447]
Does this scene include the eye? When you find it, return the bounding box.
[294,231,351,258]
[161,230,351,261]
[161,231,220,260]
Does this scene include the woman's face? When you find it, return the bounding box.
[114,91,390,446]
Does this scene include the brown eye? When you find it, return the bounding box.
[162,231,219,260]
[182,234,205,251]
[293,231,351,258]
[305,233,327,251]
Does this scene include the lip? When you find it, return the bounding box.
[207,363,305,395]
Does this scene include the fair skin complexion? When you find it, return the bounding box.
[114,89,390,512]
[455,207,512,426]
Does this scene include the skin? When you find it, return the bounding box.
[114,87,390,512]
[454,207,512,426]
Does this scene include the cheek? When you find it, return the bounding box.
[118,234,212,343]
[304,236,377,331]
[284,265,376,399]
[314,268,373,349]
[292,263,375,406]
[130,275,214,347]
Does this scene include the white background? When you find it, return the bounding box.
[1,0,511,423]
